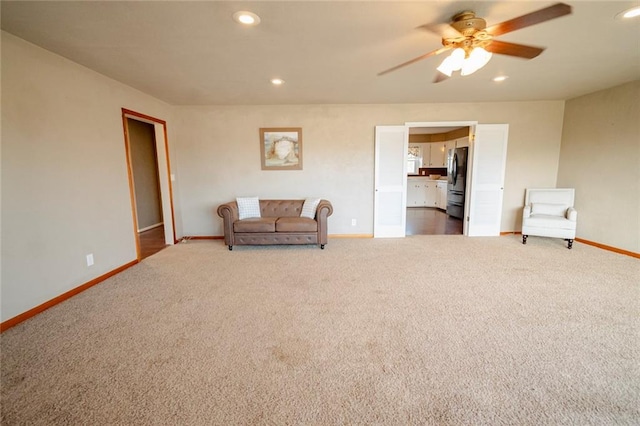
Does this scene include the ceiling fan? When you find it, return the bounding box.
[378,2,572,82]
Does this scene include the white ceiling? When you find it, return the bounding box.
[2,1,639,106]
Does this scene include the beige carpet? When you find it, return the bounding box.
[2,235,639,425]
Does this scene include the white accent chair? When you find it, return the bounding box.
[522,188,577,249]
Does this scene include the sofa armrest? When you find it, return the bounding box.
[566,207,577,221]
[316,200,333,245]
[523,204,532,219]
[217,202,239,221]
[217,202,239,246]
[317,200,333,219]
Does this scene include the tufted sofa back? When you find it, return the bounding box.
[259,200,305,218]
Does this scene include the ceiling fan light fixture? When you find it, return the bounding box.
[436,57,454,77]
[461,47,492,76]
[437,48,465,76]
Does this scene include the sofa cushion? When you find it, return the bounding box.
[531,202,568,216]
[237,197,261,220]
[276,217,318,232]
[300,198,321,219]
[525,214,576,230]
[234,218,276,233]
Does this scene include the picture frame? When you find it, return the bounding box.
[259,127,302,170]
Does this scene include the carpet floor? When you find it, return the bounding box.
[1,235,639,425]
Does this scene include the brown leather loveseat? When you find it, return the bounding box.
[217,199,333,250]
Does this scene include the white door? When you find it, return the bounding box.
[466,124,509,236]
[374,126,408,238]
[153,122,175,245]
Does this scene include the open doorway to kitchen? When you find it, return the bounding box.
[405,124,471,236]
[374,121,508,238]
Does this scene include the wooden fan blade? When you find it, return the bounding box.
[433,73,449,84]
[378,46,451,76]
[486,3,572,37]
[485,40,545,59]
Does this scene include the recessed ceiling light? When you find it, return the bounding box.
[615,6,640,19]
[493,76,508,82]
[232,11,260,26]
[271,78,285,86]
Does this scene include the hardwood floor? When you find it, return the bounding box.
[139,225,167,259]
[406,207,463,235]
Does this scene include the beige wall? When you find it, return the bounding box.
[173,102,565,236]
[1,32,175,321]
[557,80,640,253]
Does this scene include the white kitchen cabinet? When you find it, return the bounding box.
[445,136,469,151]
[407,177,438,207]
[424,181,437,207]
[429,142,447,167]
[421,146,431,168]
[446,140,456,154]
[407,178,423,207]
[456,136,470,148]
[436,181,447,210]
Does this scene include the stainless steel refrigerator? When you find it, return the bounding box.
[446,147,468,219]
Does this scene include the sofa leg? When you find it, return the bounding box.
[522,235,528,245]
[228,245,233,251]
[567,239,573,249]
[320,244,325,249]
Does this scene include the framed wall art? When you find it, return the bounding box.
[259,127,302,170]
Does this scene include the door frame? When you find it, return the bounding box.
[405,121,477,236]
[121,108,177,260]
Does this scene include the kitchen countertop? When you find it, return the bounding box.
[408,176,448,182]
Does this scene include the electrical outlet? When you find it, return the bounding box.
[351,218,357,226]
[86,253,94,267]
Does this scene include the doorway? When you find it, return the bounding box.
[405,125,470,236]
[405,121,476,237]
[127,118,164,258]
[374,121,508,238]
[122,109,176,260]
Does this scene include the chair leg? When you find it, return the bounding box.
[567,239,573,249]
[228,245,233,251]
[320,244,325,249]
[522,235,528,245]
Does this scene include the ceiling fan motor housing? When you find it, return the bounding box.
[444,11,493,54]
[451,11,486,35]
